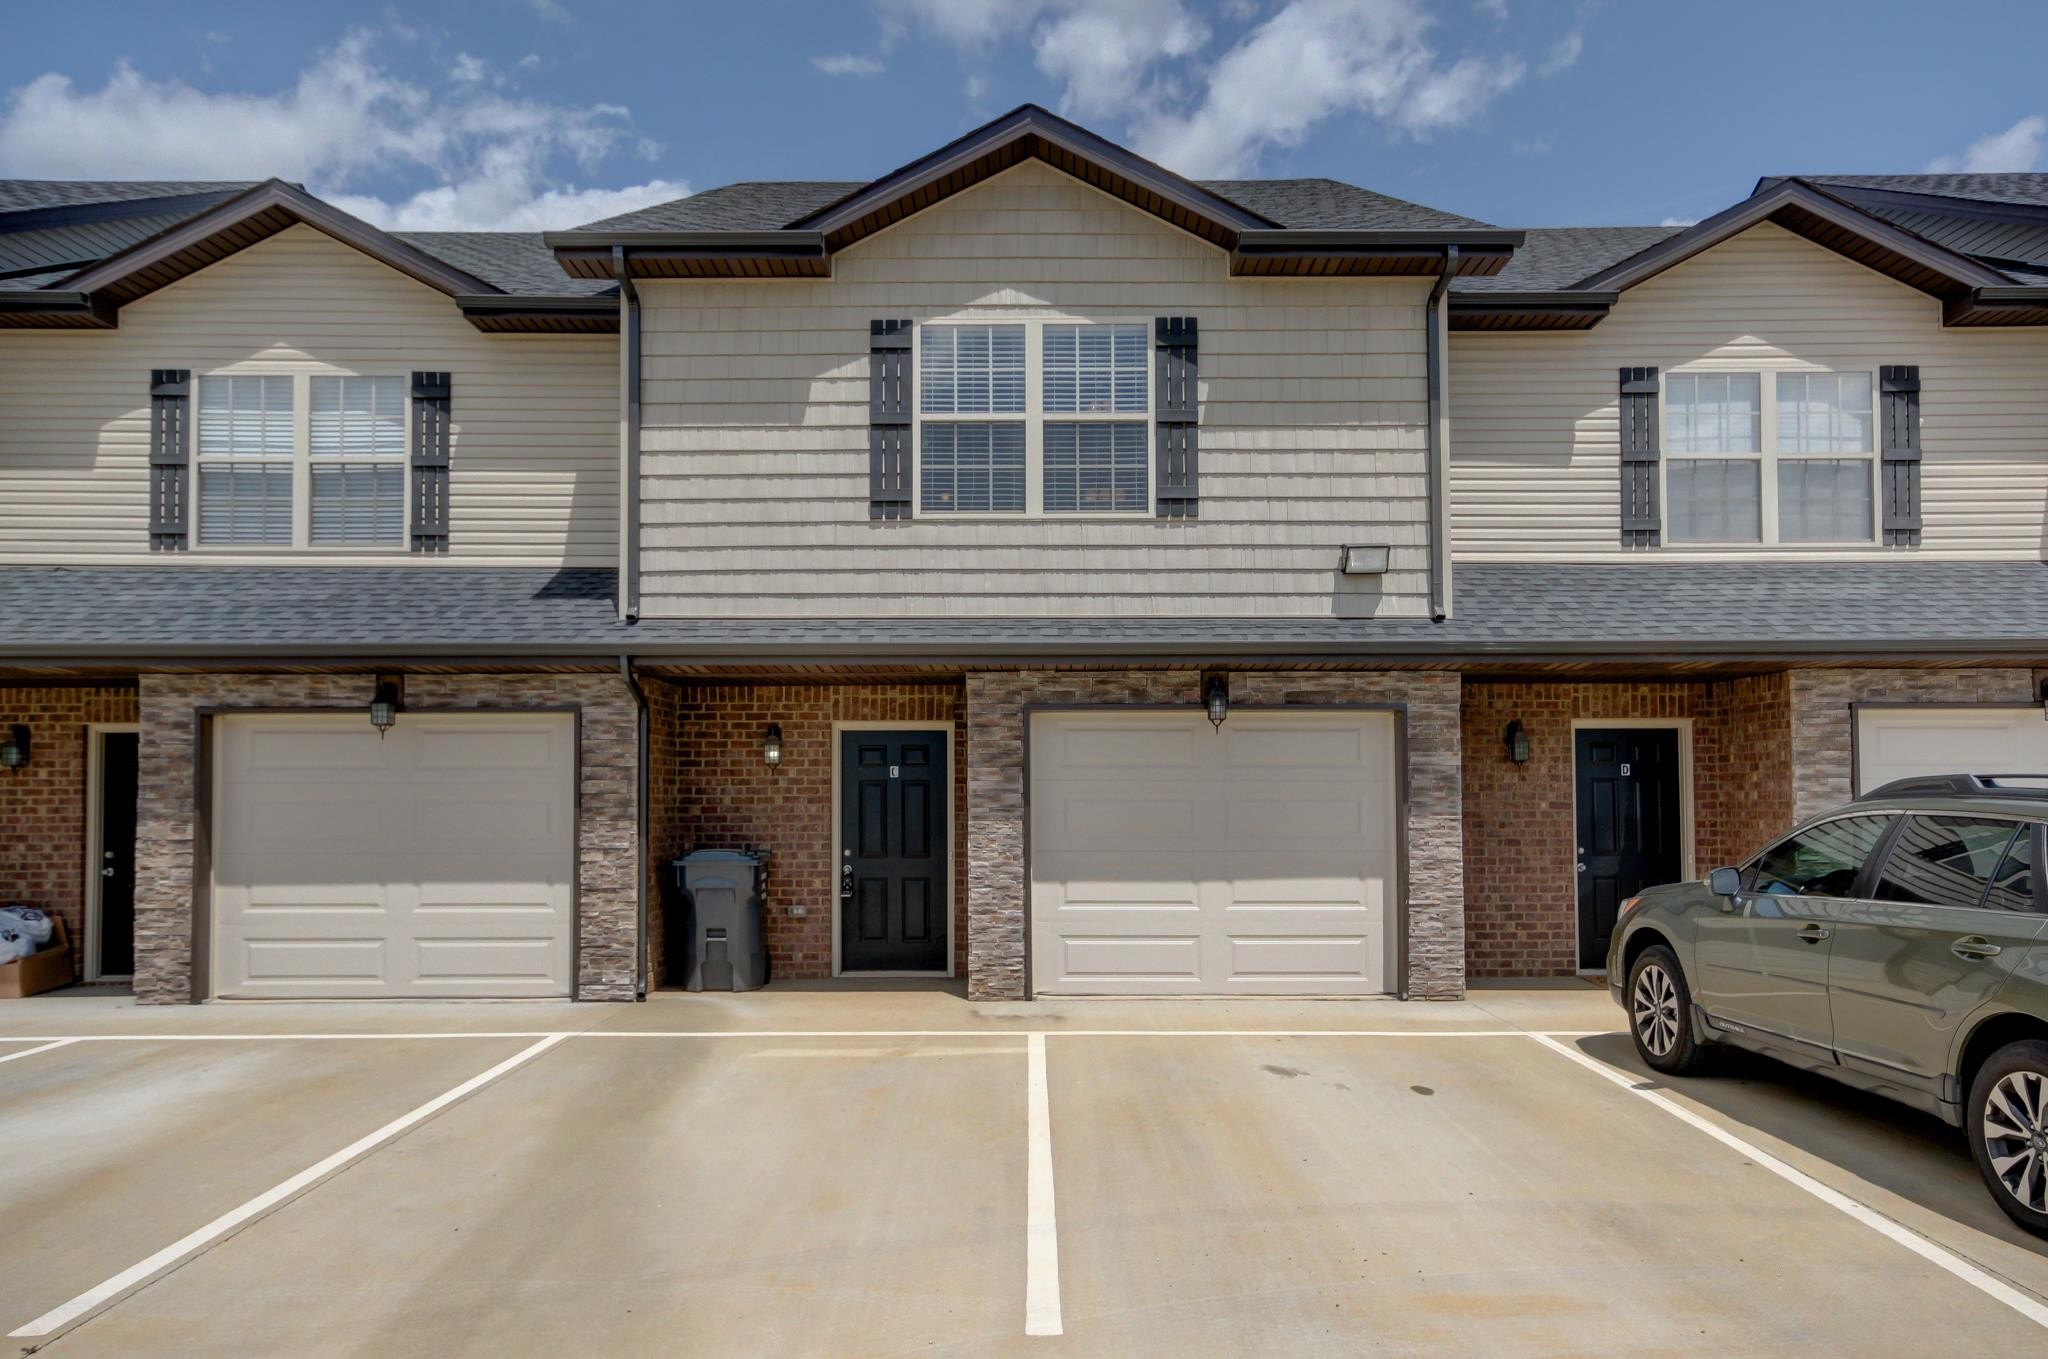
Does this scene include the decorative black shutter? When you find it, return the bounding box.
[868,320,912,519]
[148,369,191,551]
[1619,366,1660,548]
[411,371,451,553]
[1155,317,1198,518]
[1879,365,1921,547]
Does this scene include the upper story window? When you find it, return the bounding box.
[916,320,1151,517]
[1665,370,1876,546]
[196,373,408,549]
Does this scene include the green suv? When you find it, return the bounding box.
[1608,773,2048,1234]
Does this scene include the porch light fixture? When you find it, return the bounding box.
[1504,720,1532,765]
[762,723,783,768]
[0,725,28,770]
[1339,544,1390,576]
[368,680,402,737]
[1204,675,1230,731]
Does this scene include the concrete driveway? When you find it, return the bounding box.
[2,982,2045,1357]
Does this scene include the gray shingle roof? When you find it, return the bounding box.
[577,182,866,233]
[393,232,614,297]
[1452,226,1680,293]
[0,180,257,214]
[4,563,2044,659]
[1198,179,1493,230]
[1802,174,2048,210]
[0,212,198,279]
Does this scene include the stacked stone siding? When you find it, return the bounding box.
[1788,668,2039,819]
[0,685,140,971]
[133,672,638,1005]
[654,682,968,982]
[965,669,1465,1001]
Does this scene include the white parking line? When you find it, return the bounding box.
[1530,1033,2048,1333]
[0,1037,79,1065]
[0,1028,1608,1044]
[1025,1032,1062,1337]
[8,1033,567,1341]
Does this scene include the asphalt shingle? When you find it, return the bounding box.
[394,232,615,297]
[0,180,257,215]
[1451,226,1681,292]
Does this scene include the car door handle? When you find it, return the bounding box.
[1952,936,2003,961]
[1796,925,1831,943]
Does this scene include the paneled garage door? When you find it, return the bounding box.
[1855,706,2048,795]
[212,712,576,999]
[1029,710,1398,996]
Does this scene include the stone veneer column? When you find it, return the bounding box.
[964,669,1465,1001]
[1788,668,2038,820]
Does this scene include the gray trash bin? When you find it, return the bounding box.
[672,849,768,992]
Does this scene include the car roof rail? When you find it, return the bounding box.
[1857,772,2048,801]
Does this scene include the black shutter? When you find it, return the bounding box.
[1619,366,1660,548]
[1879,365,1921,547]
[1155,317,1198,518]
[869,320,912,520]
[148,370,191,550]
[411,371,451,553]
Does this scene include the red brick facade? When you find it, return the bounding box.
[0,685,140,972]
[651,680,968,983]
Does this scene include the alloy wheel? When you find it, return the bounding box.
[1984,1069,2048,1215]
[1632,963,1681,1059]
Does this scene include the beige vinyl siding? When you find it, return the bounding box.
[638,160,1431,618]
[0,224,616,565]
[1450,221,2048,561]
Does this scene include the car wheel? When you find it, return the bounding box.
[1968,1040,2048,1237]
[1627,945,1706,1075]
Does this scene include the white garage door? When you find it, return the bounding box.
[1030,711,1398,996]
[1856,706,2048,795]
[212,713,576,999]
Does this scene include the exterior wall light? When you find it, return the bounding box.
[368,680,402,737]
[762,723,783,768]
[1205,675,1230,730]
[0,724,28,770]
[1504,720,1532,765]
[1339,544,1390,576]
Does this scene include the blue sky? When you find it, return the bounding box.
[0,0,2040,231]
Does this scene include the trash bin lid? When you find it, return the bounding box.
[678,848,765,865]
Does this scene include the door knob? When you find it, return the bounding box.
[1952,936,2002,961]
[1796,925,1831,943]
[102,867,115,878]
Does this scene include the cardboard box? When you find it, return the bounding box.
[0,916,74,999]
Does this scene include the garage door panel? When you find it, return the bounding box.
[1855,707,2048,794]
[1225,792,1365,841]
[1056,935,1202,981]
[241,723,386,770]
[1226,934,1374,979]
[411,936,560,983]
[1049,722,1203,771]
[1224,723,1367,769]
[238,937,389,986]
[411,721,564,770]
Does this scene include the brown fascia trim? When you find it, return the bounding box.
[1230,229,1523,277]
[1447,290,1618,331]
[546,231,828,279]
[1944,285,2048,327]
[454,295,620,332]
[0,290,117,327]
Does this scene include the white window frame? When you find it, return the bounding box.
[1660,367,1880,548]
[910,317,1154,519]
[192,371,411,553]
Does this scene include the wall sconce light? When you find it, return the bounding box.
[1339,544,1391,576]
[0,724,28,770]
[1204,674,1230,730]
[1504,720,1532,765]
[762,723,783,768]
[368,679,402,737]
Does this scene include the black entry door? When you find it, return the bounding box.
[840,730,949,972]
[1575,727,1682,970]
[97,731,139,978]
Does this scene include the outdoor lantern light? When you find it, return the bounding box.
[1205,675,1230,730]
[368,681,401,737]
[762,723,783,767]
[0,725,28,770]
[1504,720,1532,765]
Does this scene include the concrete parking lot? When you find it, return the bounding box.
[4,982,2047,1357]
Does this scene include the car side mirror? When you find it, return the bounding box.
[1708,866,1742,899]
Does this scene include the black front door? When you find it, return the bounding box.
[97,731,139,978]
[1575,727,1682,970]
[840,730,949,972]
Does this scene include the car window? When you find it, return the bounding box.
[1871,815,2019,910]
[1750,815,1892,898]
[1982,826,2038,914]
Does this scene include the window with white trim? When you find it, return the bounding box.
[916,320,1152,516]
[1664,370,1876,545]
[194,373,409,549]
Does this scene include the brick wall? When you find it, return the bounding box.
[133,672,638,1005]
[1788,668,2038,819]
[965,669,1465,1001]
[655,682,968,982]
[0,685,139,972]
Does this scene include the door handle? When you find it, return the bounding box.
[1952,936,2003,961]
[1796,925,1831,943]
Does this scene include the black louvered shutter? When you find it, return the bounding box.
[149,370,191,550]
[411,371,451,553]
[869,320,912,519]
[1619,366,1660,548]
[1155,317,1198,518]
[1879,365,1921,547]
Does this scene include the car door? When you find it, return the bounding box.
[1693,813,1894,1052]
[1828,815,2048,1090]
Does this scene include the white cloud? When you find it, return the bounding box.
[881,0,1047,48]
[1538,31,1582,76]
[1659,216,1696,227]
[524,0,574,23]
[1927,115,2046,173]
[0,29,688,232]
[1475,0,1509,20]
[1132,0,1525,178]
[811,53,885,77]
[1034,0,1209,121]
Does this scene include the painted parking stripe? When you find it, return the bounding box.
[1530,1033,2048,1333]
[0,1037,79,1065]
[0,1028,1608,1042]
[8,1033,568,1341]
[1025,1032,1062,1337]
